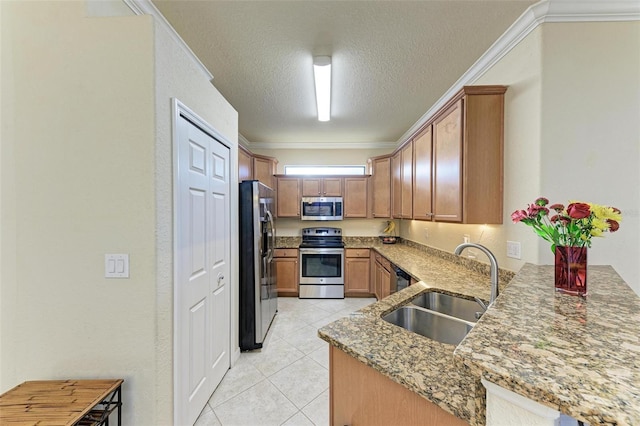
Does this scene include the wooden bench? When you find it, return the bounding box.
[0,379,123,425]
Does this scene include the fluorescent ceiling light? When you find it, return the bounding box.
[313,56,331,122]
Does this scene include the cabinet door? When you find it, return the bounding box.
[302,178,322,196]
[277,178,301,218]
[274,256,298,296]
[391,152,402,219]
[322,178,343,196]
[413,126,433,221]
[238,147,253,182]
[345,257,371,295]
[370,157,391,218]
[433,99,463,222]
[380,264,391,299]
[330,347,469,426]
[253,157,276,189]
[344,177,368,218]
[401,141,413,218]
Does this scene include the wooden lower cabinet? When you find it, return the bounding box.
[345,249,371,296]
[330,346,469,426]
[274,248,298,296]
[372,252,392,300]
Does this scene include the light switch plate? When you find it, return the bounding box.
[506,241,521,259]
[105,254,129,278]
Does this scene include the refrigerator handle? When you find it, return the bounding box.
[265,210,275,262]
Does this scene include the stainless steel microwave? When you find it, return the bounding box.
[301,197,343,221]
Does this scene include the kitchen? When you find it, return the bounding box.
[1,1,639,425]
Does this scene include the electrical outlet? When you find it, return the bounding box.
[507,241,521,259]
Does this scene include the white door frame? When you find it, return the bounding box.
[172,98,240,424]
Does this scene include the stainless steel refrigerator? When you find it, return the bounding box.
[239,180,277,351]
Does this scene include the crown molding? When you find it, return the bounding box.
[244,140,398,150]
[397,0,640,145]
[238,133,252,150]
[123,0,213,81]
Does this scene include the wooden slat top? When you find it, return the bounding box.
[0,379,123,426]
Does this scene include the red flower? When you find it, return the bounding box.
[511,210,528,223]
[549,203,564,212]
[535,197,549,206]
[608,220,620,232]
[566,202,591,219]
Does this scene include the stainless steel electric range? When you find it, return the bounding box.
[298,227,345,299]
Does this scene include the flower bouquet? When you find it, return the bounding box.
[511,198,621,295]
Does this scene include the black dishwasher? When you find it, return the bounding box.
[391,265,411,293]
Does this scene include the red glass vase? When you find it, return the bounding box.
[554,246,588,296]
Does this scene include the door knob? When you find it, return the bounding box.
[217,273,225,284]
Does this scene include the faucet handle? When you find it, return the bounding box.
[474,297,489,312]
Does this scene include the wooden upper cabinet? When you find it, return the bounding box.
[253,155,277,189]
[391,143,412,219]
[391,152,402,218]
[369,156,391,218]
[413,126,433,221]
[432,86,506,224]
[302,177,342,197]
[238,146,253,182]
[433,100,463,222]
[276,177,301,218]
[401,141,413,218]
[344,177,368,218]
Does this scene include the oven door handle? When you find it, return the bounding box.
[299,248,345,255]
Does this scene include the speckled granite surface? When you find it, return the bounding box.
[275,236,301,248]
[317,243,512,425]
[454,263,640,426]
[320,282,485,425]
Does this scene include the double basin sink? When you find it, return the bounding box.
[382,291,484,345]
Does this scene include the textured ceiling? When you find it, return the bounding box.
[152,1,534,145]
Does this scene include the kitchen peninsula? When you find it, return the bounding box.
[317,240,640,426]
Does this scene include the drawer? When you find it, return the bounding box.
[346,248,370,258]
[274,248,298,258]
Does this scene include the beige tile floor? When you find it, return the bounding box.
[194,296,376,426]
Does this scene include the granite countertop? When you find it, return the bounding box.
[315,239,640,425]
[454,263,640,426]
[318,242,511,425]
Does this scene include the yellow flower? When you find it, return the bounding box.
[590,228,604,237]
[592,217,609,231]
[589,203,622,222]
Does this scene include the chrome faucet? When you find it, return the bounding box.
[454,243,499,314]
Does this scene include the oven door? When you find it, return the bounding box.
[299,248,344,285]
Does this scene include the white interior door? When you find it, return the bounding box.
[176,113,230,425]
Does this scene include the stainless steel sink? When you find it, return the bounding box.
[382,306,474,346]
[410,292,483,323]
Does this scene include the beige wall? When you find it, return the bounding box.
[0,1,238,424]
[1,2,156,424]
[538,22,639,293]
[153,11,239,423]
